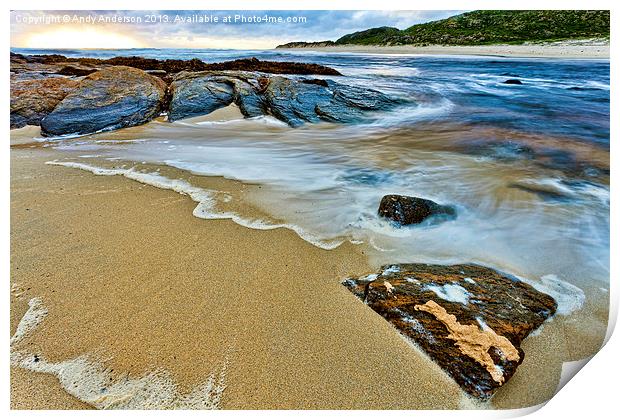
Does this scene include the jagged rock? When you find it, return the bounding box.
[168,71,267,121]
[503,79,523,85]
[10,78,80,128]
[262,76,401,127]
[169,72,402,126]
[230,77,266,118]
[40,66,167,136]
[169,73,235,121]
[262,76,329,126]
[314,81,399,123]
[342,263,557,399]
[378,194,456,225]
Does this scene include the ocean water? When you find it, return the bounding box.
[20,48,609,295]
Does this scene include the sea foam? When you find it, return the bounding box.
[520,274,586,316]
[10,298,228,409]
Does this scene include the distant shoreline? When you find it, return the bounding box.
[275,43,610,59]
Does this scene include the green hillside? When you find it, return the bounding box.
[277,10,609,48]
[332,10,610,46]
[336,26,401,45]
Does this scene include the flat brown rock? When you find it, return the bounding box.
[342,263,557,399]
[10,78,80,128]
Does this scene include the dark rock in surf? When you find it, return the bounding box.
[342,263,557,399]
[56,65,98,77]
[10,77,80,128]
[262,76,401,127]
[378,194,456,225]
[503,79,523,85]
[40,66,167,136]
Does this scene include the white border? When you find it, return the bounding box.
[3,1,617,419]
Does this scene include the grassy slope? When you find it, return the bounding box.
[333,10,610,46]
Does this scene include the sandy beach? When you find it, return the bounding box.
[10,125,608,409]
[276,42,610,59]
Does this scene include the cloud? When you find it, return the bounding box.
[10,10,464,49]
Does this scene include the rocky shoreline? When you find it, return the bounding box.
[10,52,403,135]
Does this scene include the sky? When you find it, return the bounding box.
[10,10,462,49]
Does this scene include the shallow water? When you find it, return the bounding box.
[25,48,609,295]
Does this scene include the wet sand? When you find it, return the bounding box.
[276,43,609,59]
[10,131,607,409]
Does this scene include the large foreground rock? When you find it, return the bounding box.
[40,66,167,136]
[342,263,557,400]
[378,194,456,225]
[169,72,401,126]
[10,78,79,128]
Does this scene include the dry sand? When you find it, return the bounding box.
[10,129,608,409]
[276,42,610,59]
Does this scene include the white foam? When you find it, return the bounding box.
[585,80,610,91]
[345,66,422,77]
[424,283,471,305]
[12,354,227,409]
[10,298,228,409]
[476,317,491,332]
[521,177,610,204]
[382,265,400,275]
[10,297,47,346]
[522,274,586,316]
[361,273,378,282]
[369,98,455,126]
[46,161,342,251]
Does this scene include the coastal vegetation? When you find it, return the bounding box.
[277,10,610,47]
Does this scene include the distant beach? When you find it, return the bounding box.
[276,41,610,59]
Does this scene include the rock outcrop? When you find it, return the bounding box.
[169,72,402,126]
[40,66,167,137]
[10,78,80,128]
[11,52,402,133]
[378,194,456,225]
[342,263,557,400]
[11,53,341,77]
